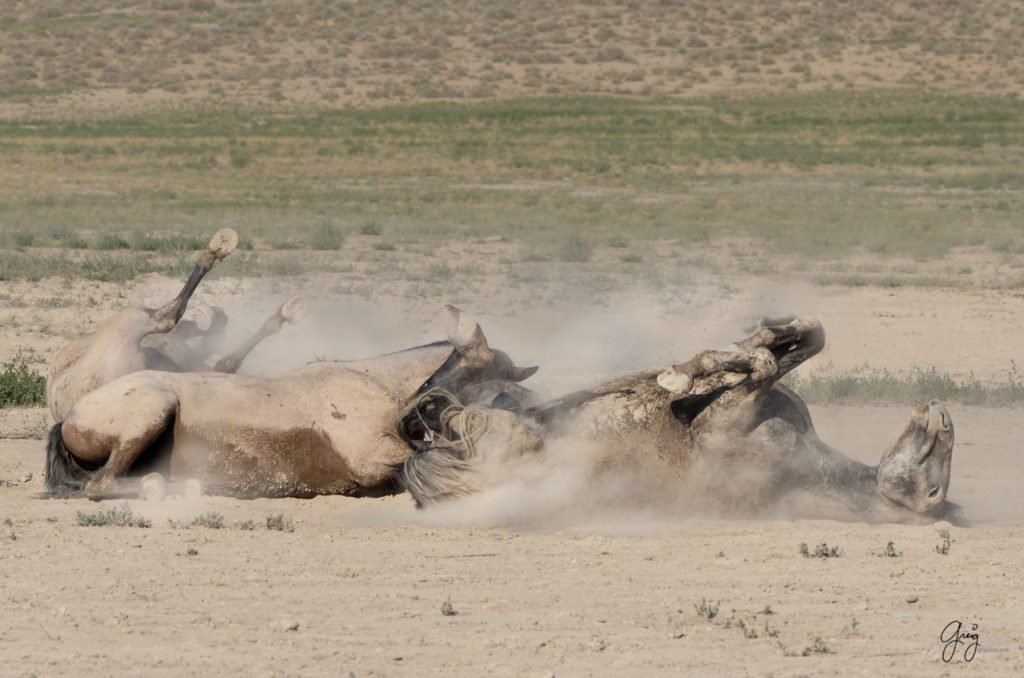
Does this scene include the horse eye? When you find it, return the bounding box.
[927,487,940,499]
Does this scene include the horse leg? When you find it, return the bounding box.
[148,228,238,333]
[213,295,307,373]
[657,317,823,434]
[60,379,180,499]
[732,316,824,376]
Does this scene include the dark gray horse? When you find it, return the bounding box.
[401,318,962,525]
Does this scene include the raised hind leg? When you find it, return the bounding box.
[147,228,239,333]
[59,373,180,499]
[656,317,823,433]
[213,295,308,373]
[46,229,238,421]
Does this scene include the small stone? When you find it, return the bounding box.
[906,596,919,604]
[280,618,300,632]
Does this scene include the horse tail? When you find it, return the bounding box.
[45,423,91,496]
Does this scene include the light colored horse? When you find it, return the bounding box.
[401,318,962,525]
[46,229,238,421]
[45,306,537,500]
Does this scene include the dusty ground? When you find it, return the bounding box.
[1,258,1022,676]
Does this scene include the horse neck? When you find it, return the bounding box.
[796,432,881,500]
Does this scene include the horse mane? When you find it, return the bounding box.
[44,423,93,497]
[397,390,490,507]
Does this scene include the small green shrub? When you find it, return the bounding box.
[96,234,130,250]
[309,222,344,250]
[0,351,46,408]
[359,221,382,236]
[558,232,593,262]
[694,598,720,619]
[799,542,843,558]
[229,146,251,169]
[803,637,832,655]
[12,232,35,247]
[59,235,90,249]
[77,504,151,528]
[935,529,952,555]
[265,514,294,532]
[171,512,225,529]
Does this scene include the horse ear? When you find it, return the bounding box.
[513,365,539,381]
[444,305,493,368]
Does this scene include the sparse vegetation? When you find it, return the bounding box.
[77,504,151,528]
[2,93,1023,278]
[694,598,720,620]
[803,637,832,655]
[359,221,382,236]
[265,514,295,532]
[441,595,457,616]
[935,529,952,555]
[882,541,900,558]
[799,542,843,559]
[791,365,1024,406]
[169,512,225,529]
[558,232,593,263]
[309,222,344,251]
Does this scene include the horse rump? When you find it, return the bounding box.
[45,423,93,497]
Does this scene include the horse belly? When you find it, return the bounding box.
[170,423,361,498]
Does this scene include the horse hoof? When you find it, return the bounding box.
[191,306,216,332]
[139,473,167,502]
[657,369,692,395]
[208,229,239,260]
[280,295,308,324]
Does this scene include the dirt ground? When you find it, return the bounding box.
[1,263,1023,676]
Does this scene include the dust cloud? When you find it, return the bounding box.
[181,277,975,530]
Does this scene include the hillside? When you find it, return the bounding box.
[2,0,1024,118]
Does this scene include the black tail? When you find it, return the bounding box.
[45,423,92,496]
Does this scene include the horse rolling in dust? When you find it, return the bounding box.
[45,306,537,500]
[46,229,239,421]
[401,317,963,525]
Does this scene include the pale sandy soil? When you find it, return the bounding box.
[1,260,1023,676]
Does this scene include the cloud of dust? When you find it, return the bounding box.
[344,280,851,531]
[187,277,959,530]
